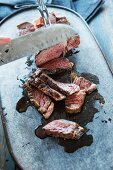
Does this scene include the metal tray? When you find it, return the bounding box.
[0,5,113,170]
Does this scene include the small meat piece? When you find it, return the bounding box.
[56,16,70,25]
[34,12,57,28]
[34,17,44,28]
[43,119,85,139]
[35,35,80,67]
[23,83,54,119]
[17,22,35,36]
[27,69,42,85]
[39,73,80,96]
[39,57,74,74]
[65,91,86,113]
[49,12,57,23]
[73,76,97,94]
[67,35,80,51]
[38,83,66,101]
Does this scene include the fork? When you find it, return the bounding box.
[37,0,51,26]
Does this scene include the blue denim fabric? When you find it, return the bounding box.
[0,0,104,22]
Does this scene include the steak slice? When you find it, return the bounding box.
[23,83,54,119]
[73,76,97,94]
[39,57,74,74]
[38,83,66,101]
[56,16,70,25]
[39,73,80,96]
[35,43,66,67]
[35,35,80,67]
[43,119,86,139]
[17,22,35,36]
[65,90,86,113]
[26,73,66,101]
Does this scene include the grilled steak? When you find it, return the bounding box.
[73,76,97,94]
[39,57,74,74]
[65,90,86,113]
[39,73,80,96]
[35,43,66,67]
[23,83,54,119]
[35,35,80,67]
[38,83,66,101]
[17,22,35,36]
[26,72,66,101]
[56,16,70,25]
[34,13,69,28]
[43,119,86,139]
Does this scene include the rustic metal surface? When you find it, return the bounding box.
[0,5,113,170]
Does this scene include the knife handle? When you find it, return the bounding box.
[0,38,12,46]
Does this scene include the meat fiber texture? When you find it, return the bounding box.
[23,83,54,119]
[43,119,85,139]
[40,58,74,74]
[65,76,97,114]
[26,72,80,101]
[73,76,97,94]
[39,73,80,96]
[35,35,80,67]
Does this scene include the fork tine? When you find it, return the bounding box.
[37,0,51,26]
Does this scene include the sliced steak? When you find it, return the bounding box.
[73,76,97,94]
[17,22,35,36]
[56,16,70,25]
[49,12,57,23]
[23,83,54,119]
[27,69,42,86]
[43,119,86,139]
[35,43,66,67]
[39,57,74,74]
[38,83,66,101]
[35,35,80,67]
[39,73,80,96]
[65,90,86,113]
[67,35,80,51]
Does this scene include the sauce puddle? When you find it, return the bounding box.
[35,125,93,153]
[16,72,105,153]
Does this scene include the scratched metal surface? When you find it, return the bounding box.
[0,6,113,170]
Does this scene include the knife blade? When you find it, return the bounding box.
[0,24,77,65]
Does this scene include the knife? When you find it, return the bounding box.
[0,24,77,65]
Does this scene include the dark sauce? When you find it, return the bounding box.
[16,96,30,113]
[58,134,93,153]
[35,125,47,139]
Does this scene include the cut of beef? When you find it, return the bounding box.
[23,83,54,119]
[65,90,86,113]
[26,72,66,101]
[43,119,86,139]
[67,35,80,51]
[73,76,97,94]
[38,83,66,101]
[56,16,70,25]
[39,73,80,96]
[39,58,74,74]
[35,35,80,67]
[35,43,66,67]
[17,22,35,36]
